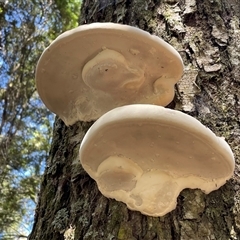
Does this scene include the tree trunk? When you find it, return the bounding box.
[29,0,240,239]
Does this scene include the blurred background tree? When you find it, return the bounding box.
[0,0,81,239]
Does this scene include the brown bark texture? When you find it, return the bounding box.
[29,0,240,239]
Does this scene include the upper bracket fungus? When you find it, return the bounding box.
[36,23,183,125]
[79,104,235,217]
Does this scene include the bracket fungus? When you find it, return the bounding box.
[35,22,234,217]
[36,23,183,125]
[79,104,235,217]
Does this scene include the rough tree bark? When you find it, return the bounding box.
[29,0,240,239]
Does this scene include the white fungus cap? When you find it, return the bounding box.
[36,23,183,125]
[80,104,235,217]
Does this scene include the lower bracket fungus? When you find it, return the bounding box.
[79,104,235,217]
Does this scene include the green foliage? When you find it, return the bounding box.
[0,0,81,239]
[55,0,80,30]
